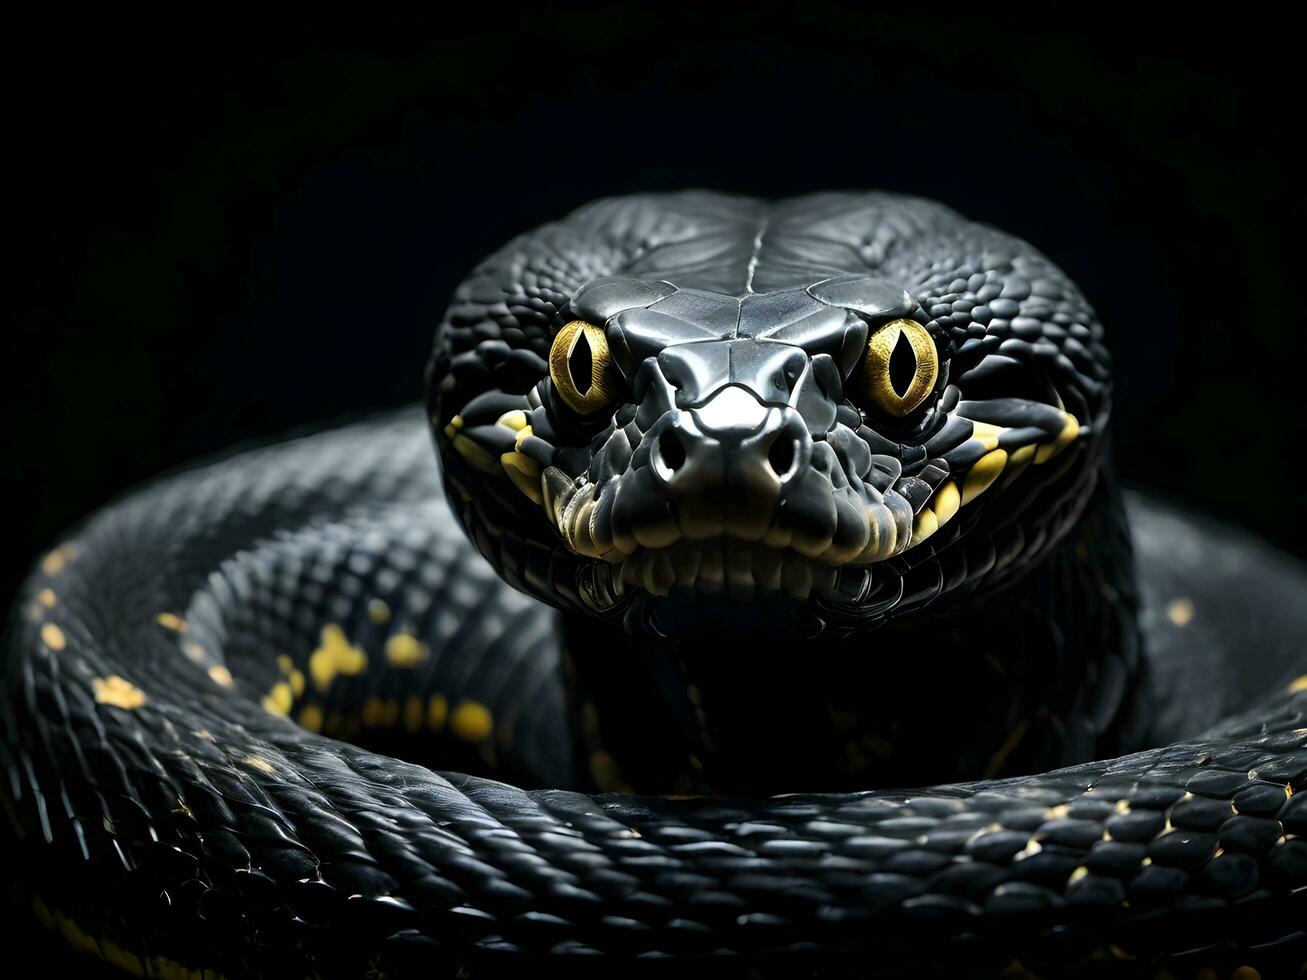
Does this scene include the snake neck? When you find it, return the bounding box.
[561,467,1152,795]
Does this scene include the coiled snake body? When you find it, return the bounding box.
[6,193,1307,978]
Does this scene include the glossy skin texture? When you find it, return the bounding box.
[432,192,1139,799]
[430,193,1099,639]
[4,194,1307,978]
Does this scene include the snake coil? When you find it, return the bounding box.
[5,192,1307,978]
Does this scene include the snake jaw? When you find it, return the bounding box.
[443,395,1085,619]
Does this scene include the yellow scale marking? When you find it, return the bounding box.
[445,411,502,475]
[450,699,493,741]
[500,420,544,505]
[428,694,449,730]
[1034,412,1081,465]
[907,412,1082,550]
[962,449,1007,505]
[40,544,76,576]
[933,480,960,524]
[156,612,187,631]
[385,633,428,668]
[93,675,147,710]
[262,682,293,716]
[308,624,368,692]
[297,703,324,732]
[1166,597,1195,628]
[242,755,276,775]
[403,694,425,733]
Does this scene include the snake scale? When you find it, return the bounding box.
[5,192,1307,978]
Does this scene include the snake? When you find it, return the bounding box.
[5,191,1307,979]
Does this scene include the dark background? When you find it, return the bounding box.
[6,11,1304,606]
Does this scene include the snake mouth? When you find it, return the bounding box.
[444,395,1085,616]
[549,471,919,609]
[549,420,1076,546]
[590,539,851,602]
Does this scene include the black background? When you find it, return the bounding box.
[6,10,1304,607]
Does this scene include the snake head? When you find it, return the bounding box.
[430,194,1109,637]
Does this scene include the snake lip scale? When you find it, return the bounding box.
[5,191,1307,978]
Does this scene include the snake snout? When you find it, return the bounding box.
[646,389,813,541]
[652,389,810,488]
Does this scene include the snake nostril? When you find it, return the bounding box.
[653,428,687,482]
[767,434,800,482]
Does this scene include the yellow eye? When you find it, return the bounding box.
[549,320,616,414]
[863,319,939,417]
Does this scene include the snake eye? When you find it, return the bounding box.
[549,320,616,415]
[862,319,939,418]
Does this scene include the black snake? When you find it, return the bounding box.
[5,192,1307,978]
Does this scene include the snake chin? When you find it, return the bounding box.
[577,540,901,636]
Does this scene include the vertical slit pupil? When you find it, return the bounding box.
[568,332,593,395]
[888,330,918,398]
